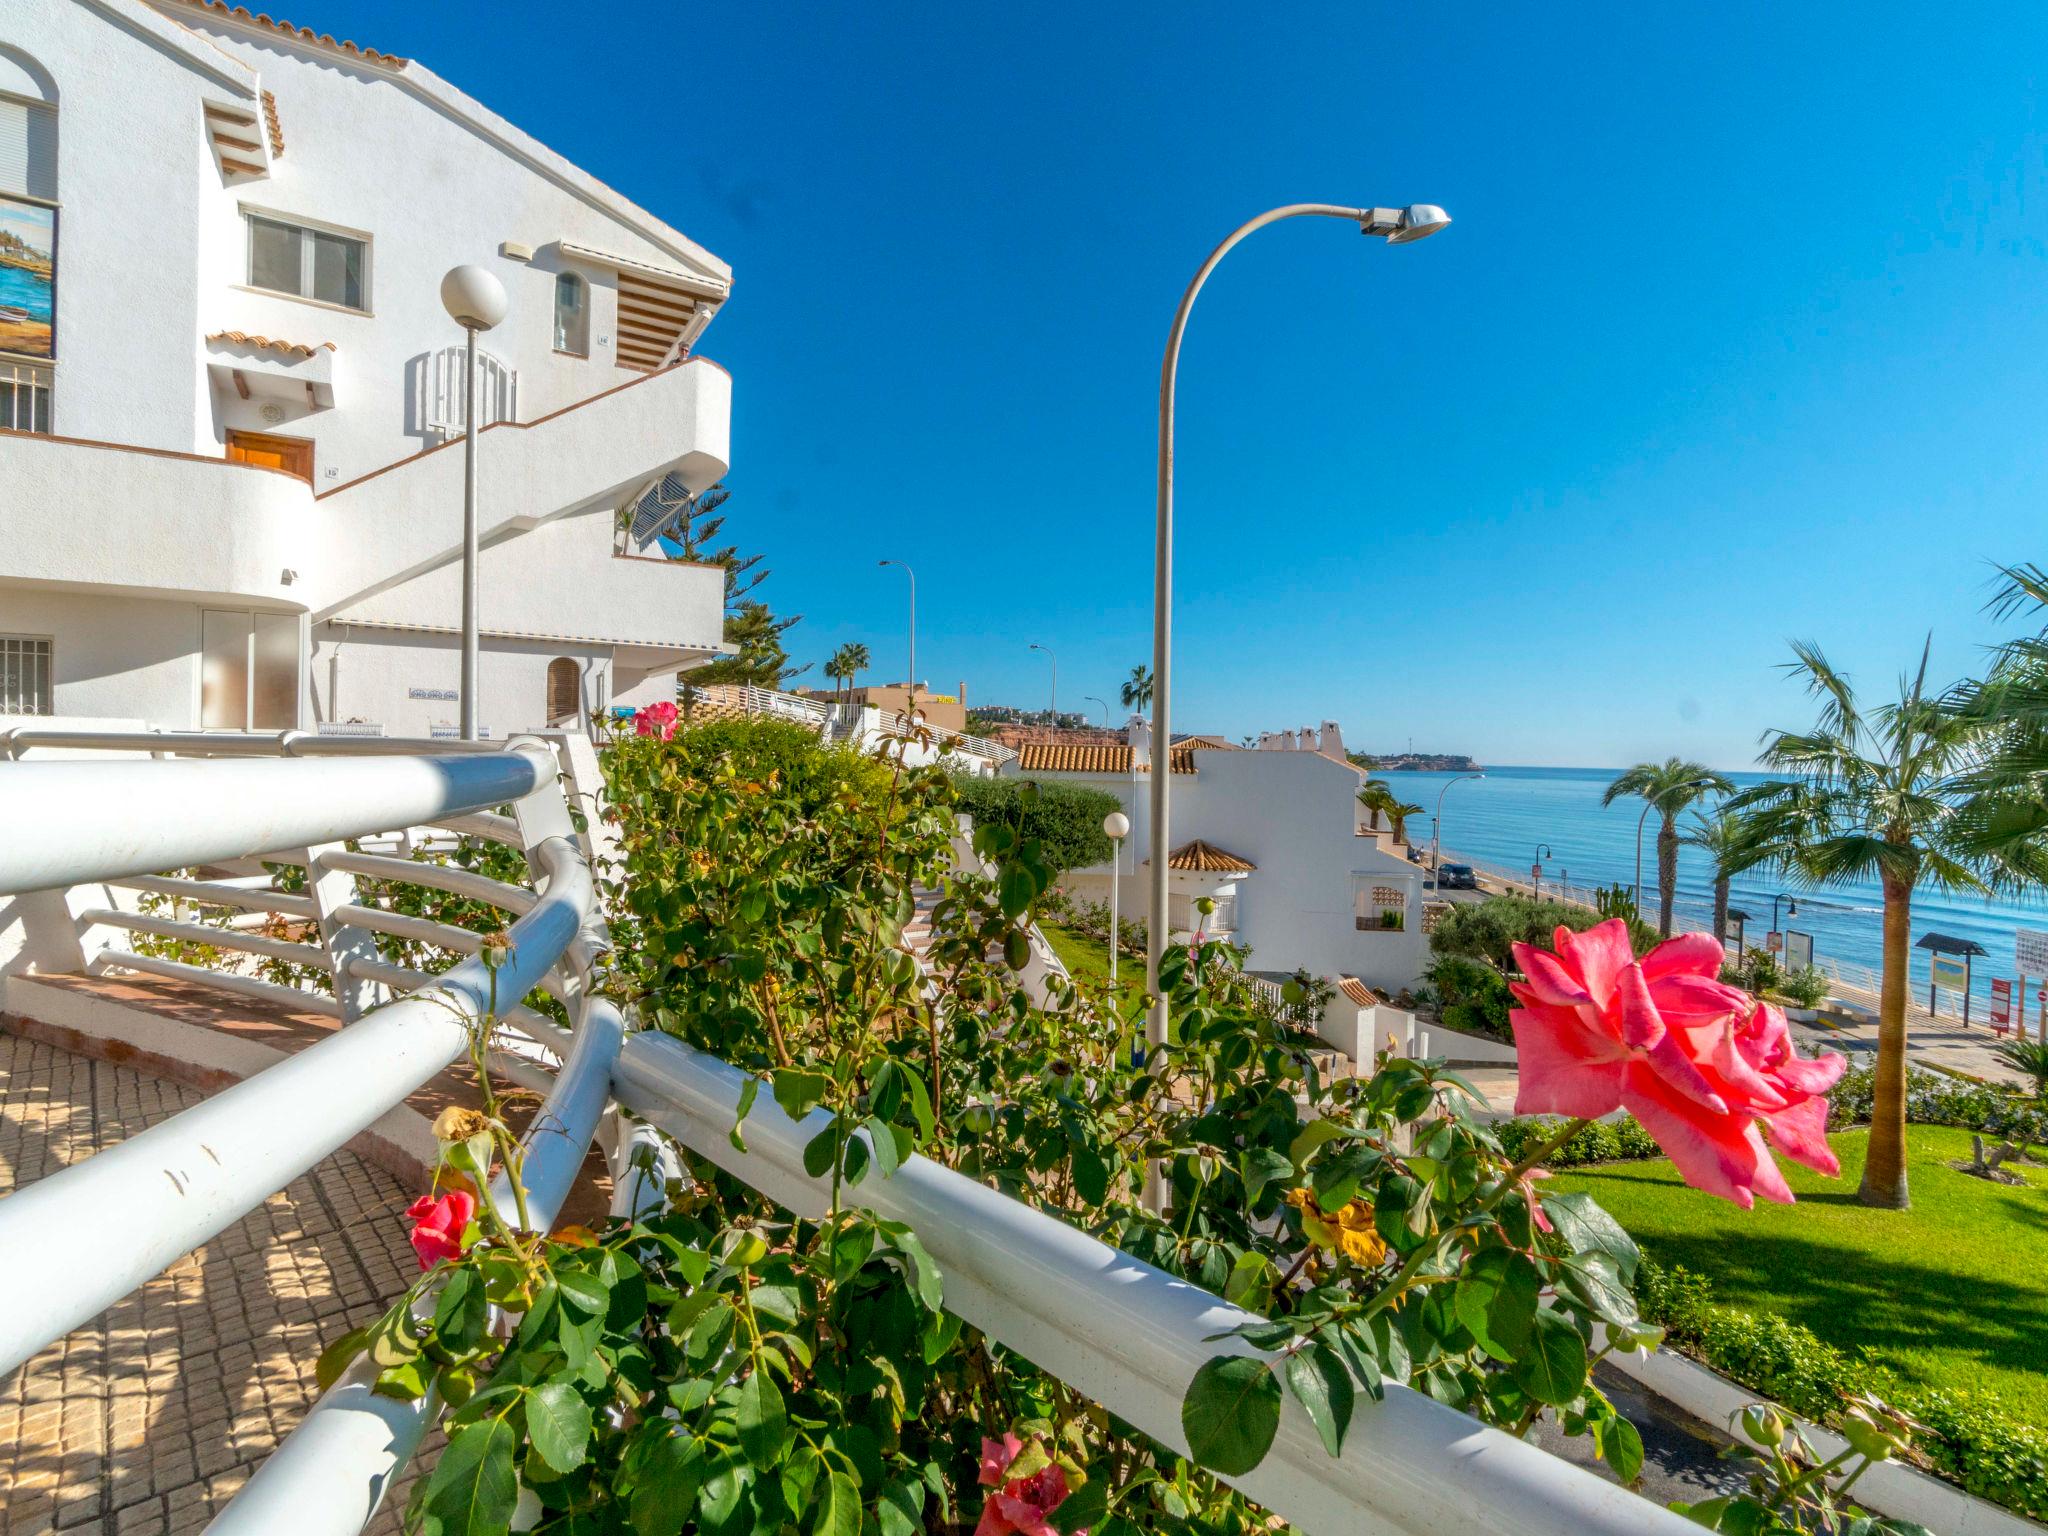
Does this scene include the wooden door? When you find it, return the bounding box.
[226,429,314,482]
[547,658,580,724]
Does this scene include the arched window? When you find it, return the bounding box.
[0,45,57,432]
[553,271,588,356]
[546,657,580,725]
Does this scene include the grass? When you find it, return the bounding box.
[1039,921,1114,989]
[1551,1125,2048,1414]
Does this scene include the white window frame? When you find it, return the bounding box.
[240,206,373,314]
[553,270,589,357]
[0,633,53,715]
[0,358,51,432]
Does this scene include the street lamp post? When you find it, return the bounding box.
[440,265,508,740]
[1533,842,1553,901]
[1770,892,1798,943]
[878,560,916,714]
[1145,202,1450,1075]
[1029,642,1057,724]
[1084,695,1110,727]
[1429,773,1485,890]
[1103,810,1131,993]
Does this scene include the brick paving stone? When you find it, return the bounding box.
[0,1034,426,1533]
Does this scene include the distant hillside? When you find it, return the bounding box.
[1350,751,1482,772]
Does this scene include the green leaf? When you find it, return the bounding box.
[730,1075,760,1152]
[1051,1474,1111,1534]
[737,1369,787,1468]
[885,1226,944,1311]
[813,1471,861,1536]
[1558,1252,1637,1325]
[1071,1144,1111,1205]
[1542,1191,1641,1284]
[774,1068,832,1122]
[526,1381,592,1473]
[1223,1252,1278,1310]
[423,1416,518,1535]
[802,1123,840,1179]
[1283,1342,1355,1458]
[878,1478,925,1536]
[554,1267,610,1317]
[315,1324,371,1392]
[864,1115,901,1180]
[920,1305,963,1365]
[1453,1248,1539,1363]
[1511,1310,1589,1406]
[998,862,1036,919]
[1181,1354,1282,1476]
[1288,1116,1351,1168]
[433,1268,488,1353]
[1238,1146,1295,1206]
[1594,1413,1645,1484]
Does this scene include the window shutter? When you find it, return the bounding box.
[0,97,57,201]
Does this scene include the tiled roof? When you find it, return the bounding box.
[1154,839,1257,874]
[170,1,408,67]
[1015,742,1196,774]
[1337,976,1376,1009]
[261,89,284,155]
[206,332,335,358]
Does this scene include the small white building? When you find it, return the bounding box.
[0,0,736,738]
[1003,719,1437,999]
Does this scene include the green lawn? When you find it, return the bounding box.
[1551,1125,2048,1412]
[1040,921,1114,989]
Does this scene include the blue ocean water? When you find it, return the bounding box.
[1382,765,2048,1010]
[0,261,53,322]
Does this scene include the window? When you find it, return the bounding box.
[0,360,49,432]
[553,271,588,355]
[202,610,299,730]
[226,428,313,482]
[246,212,366,311]
[1,634,51,714]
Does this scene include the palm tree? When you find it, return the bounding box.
[840,641,870,698]
[1602,757,1733,937]
[1120,664,1153,717]
[1728,640,2001,1210]
[1945,562,2048,893]
[1681,808,1767,953]
[822,651,848,705]
[1356,781,1391,831]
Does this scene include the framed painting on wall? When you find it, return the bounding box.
[0,194,56,361]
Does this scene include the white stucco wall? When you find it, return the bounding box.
[0,591,206,726]
[1012,747,1435,991]
[310,625,611,739]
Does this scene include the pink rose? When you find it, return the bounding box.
[405,1189,476,1270]
[1508,920,1845,1208]
[634,701,679,741]
[975,1435,1081,1536]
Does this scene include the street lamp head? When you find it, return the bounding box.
[1388,204,1452,244]
[440,264,507,331]
[1103,811,1130,840]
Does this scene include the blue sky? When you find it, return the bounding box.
[336,2,2047,767]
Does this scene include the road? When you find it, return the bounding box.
[1531,1362,1749,1511]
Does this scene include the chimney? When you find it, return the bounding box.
[1128,716,1152,772]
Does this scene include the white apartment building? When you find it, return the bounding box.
[0,0,735,739]
[1003,720,1436,998]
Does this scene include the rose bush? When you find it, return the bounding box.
[324,721,1870,1536]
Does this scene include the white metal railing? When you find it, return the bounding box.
[0,357,52,434]
[674,681,1020,766]
[0,732,1695,1536]
[413,343,519,439]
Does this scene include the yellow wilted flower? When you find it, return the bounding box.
[432,1106,490,1144]
[1284,1186,1388,1268]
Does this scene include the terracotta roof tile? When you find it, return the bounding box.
[1337,976,1376,1009]
[1150,839,1257,874]
[171,1,408,67]
[261,89,284,155]
[1015,742,1196,774]
[206,331,335,358]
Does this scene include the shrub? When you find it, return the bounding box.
[1635,1259,2048,1519]
[1425,953,1513,1041]
[1496,1114,1662,1168]
[951,774,1121,872]
[1779,964,1831,1009]
[1427,894,1604,971]
[1828,1063,2048,1148]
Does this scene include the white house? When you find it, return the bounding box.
[1003,719,1437,1006]
[0,0,736,739]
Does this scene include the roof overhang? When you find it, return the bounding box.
[559,242,732,372]
[206,333,335,410]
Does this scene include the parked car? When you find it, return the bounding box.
[1437,863,1479,890]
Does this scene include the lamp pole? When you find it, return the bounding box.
[1429,772,1485,890]
[1084,695,1110,727]
[1029,643,1057,723]
[1533,842,1553,901]
[1145,202,1450,1078]
[440,265,508,740]
[879,560,916,713]
[1103,810,1131,995]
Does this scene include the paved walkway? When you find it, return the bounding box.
[0,1033,425,1535]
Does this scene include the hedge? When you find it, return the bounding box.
[951,774,1120,873]
[1637,1258,2048,1519]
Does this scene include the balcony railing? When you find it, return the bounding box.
[0,731,1692,1536]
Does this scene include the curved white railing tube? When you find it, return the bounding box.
[210,997,628,1536]
[0,838,589,1378]
[0,751,547,895]
[610,1032,1694,1536]
[110,874,321,920]
[317,850,539,914]
[0,726,515,759]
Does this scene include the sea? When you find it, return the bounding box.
[0,261,52,324]
[1381,765,2048,1014]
